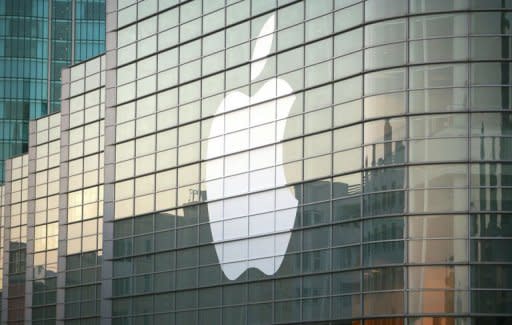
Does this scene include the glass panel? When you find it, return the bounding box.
[333,172,361,198]
[333,197,361,221]
[332,246,360,270]
[471,239,512,262]
[471,265,512,289]
[409,290,469,313]
[365,19,406,47]
[363,267,404,291]
[410,114,468,139]
[332,271,360,294]
[332,294,361,319]
[409,266,469,289]
[470,213,512,237]
[363,217,404,241]
[471,11,512,35]
[410,64,468,89]
[409,88,468,113]
[410,38,468,63]
[364,118,406,144]
[409,188,468,213]
[363,241,404,266]
[333,221,360,246]
[409,215,468,239]
[409,138,468,162]
[365,43,406,70]
[364,93,406,119]
[410,0,469,13]
[364,191,405,216]
[472,291,512,314]
[409,164,468,188]
[365,68,406,95]
[363,292,404,315]
[409,239,468,263]
[365,0,407,21]
[410,14,468,39]
[471,113,512,137]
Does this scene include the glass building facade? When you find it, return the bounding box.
[59,55,105,324]
[0,0,512,324]
[0,0,105,182]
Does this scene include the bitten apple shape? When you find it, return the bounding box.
[205,15,298,280]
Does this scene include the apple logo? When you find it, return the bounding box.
[205,14,298,280]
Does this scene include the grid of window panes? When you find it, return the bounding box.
[0,0,47,183]
[49,0,106,114]
[29,114,61,324]
[0,0,105,183]
[105,0,512,324]
[62,57,105,324]
[74,0,106,63]
[50,0,74,114]
[5,155,29,325]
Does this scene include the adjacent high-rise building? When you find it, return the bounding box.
[1,0,512,324]
[0,0,105,182]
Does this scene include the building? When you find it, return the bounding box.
[0,0,105,182]
[1,0,512,324]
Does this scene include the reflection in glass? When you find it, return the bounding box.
[364,217,404,241]
[365,19,406,46]
[409,114,468,139]
[364,191,405,216]
[364,118,406,145]
[410,64,468,89]
[302,297,330,321]
[409,138,468,162]
[409,239,468,263]
[471,239,512,262]
[471,264,512,289]
[409,290,469,313]
[332,246,360,270]
[332,294,361,319]
[363,241,404,266]
[410,38,468,63]
[333,197,361,221]
[409,266,469,289]
[409,164,468,189]
[410,14,468,39]
[365,43,406,70]
[365,69,406,96]
[409,88,468,113]
[470,213,512,237]
[409,215,468,239]
[364,142,406,168]
[363,292,404,315]
[332,271,360,294]
[333,221,360,246]
[471,290,512,314]
[364,267,404,291]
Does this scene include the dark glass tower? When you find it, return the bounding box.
[0,0,105,182]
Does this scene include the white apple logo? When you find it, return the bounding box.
[205,14,298,280]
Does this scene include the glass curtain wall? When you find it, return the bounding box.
[59,55,105,324]
[104,0,512,324]
[0,0,105,183]
[2,155,29,325]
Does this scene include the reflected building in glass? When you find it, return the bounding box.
[1,0,512,324]
[0,0,105,183]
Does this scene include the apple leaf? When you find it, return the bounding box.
[251,14,275,81]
